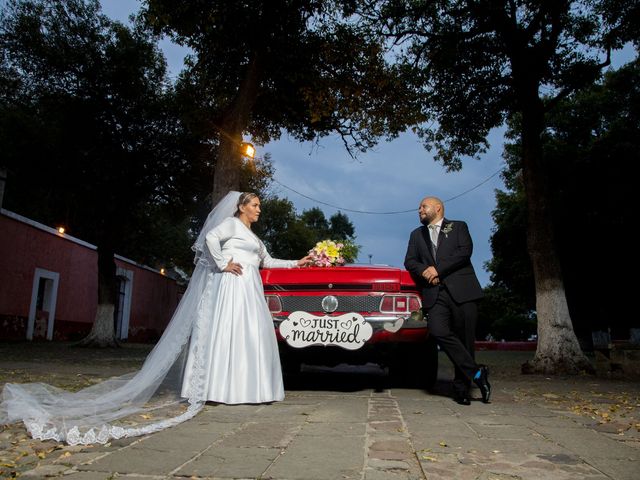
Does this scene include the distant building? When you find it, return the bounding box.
[0,209,183,342]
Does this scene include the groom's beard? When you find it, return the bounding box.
[420,217,431,226]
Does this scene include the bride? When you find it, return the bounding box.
[0,191,310,445]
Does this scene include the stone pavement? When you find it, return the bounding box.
[1,349,639,479]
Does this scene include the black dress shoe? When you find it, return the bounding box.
[474,365,491,403]
[453,392,471,406]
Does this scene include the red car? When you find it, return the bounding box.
[261,264,438,387]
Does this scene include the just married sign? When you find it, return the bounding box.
[280,312,373,350]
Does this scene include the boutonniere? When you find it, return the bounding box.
[441,222,454,238]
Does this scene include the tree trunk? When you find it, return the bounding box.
[77,244,118,347]
[519,102,593,375]
[211,52,263,206]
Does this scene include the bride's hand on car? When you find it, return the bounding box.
[297,255,313,267]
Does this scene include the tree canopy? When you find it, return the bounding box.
[1,0,198,261]
[143,0,425,202]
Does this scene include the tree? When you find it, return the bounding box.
[479,186,536,342]
[329,211,356,241]
[300,207,330,243]
[143,0,424,205]
[365,0,638,374]
[486,187,536,314]
[252,197,315,259]
[0,0,208,345]
[542,59,639,342]
[484,57,639,347]
[477,284,536,341]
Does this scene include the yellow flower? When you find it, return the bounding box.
[326,245,338,257]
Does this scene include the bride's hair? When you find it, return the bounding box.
[234,192,258,217]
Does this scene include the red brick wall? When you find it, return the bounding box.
[0,214,97,339]
[1,212,181,341]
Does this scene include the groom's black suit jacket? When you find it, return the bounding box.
[404,218,483,309]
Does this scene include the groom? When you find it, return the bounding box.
[404,196,491,405]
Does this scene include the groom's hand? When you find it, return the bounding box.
[422,266,439,284]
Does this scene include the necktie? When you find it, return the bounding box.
[428,224,439,257]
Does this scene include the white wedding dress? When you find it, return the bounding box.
[0,192,296,445]
[181,216,295,404]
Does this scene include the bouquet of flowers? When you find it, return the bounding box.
[307,239,350,267]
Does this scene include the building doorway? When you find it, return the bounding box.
[27,268,60,340]
[115,267,133,340]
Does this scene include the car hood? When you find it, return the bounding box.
[261,265,416,291]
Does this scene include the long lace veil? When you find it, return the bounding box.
[0,191,242,445]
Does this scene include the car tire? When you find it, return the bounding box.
[388,340,438,389]
[282,358,301,375]
[279,346,302,375]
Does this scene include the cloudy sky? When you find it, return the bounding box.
[95,2,630,285]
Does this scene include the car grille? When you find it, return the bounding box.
[279,295,382,313]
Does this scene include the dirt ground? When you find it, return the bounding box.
[0,341,153,391]
[0,342,639,478]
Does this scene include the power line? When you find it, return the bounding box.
[272,179,414,214]
[272,166,504,215]
[444,167,504,202]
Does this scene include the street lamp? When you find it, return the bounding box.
[240,142,255,159]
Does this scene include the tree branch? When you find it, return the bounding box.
[544,47,611,113]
